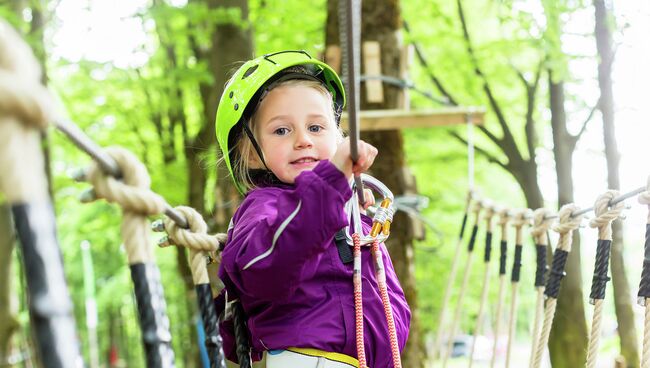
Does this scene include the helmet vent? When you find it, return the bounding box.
[242,65,258,79]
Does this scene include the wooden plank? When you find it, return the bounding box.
[398,44,413,111]
[363,41,383,103]
[340,108,485,131]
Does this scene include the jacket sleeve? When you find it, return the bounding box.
[222,160,352,300]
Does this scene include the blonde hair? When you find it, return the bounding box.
[231,78,341,192]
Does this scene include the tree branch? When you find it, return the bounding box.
[403,20,460,106]
[456,0,523,166]
[449,130,509,171]
[525,59,544,160]
[574,98,600,143]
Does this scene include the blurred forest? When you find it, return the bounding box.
[1,0,647,367]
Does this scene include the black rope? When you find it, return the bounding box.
[232,301,252,368]
[510,245,523,283]
[195,284,227,368]
[130,263,175,368]
[484,232,493,263]
[545,249,570,299]
[499,240,507,275]
[467,225,479,252]
[637,224,650,299]
[534,244,547,287]
[12,203,83,368]
[589,239,612,302]
[459,213,468,240]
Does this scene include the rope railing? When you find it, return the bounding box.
[490,207,510,368]
[442,200,484,368]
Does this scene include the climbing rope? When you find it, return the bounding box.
[442,200,484,368]
[528,208,553,368]
[434,190,473,360]
[0,19,83,368]
[505,209,531,368]
[154,206,228,368]
[345,175,399,368]
[585,190,624,368]
[83,147,175,367]
[490,207,510,368]
[637,176,650,368]
[531,204,583,368]
[468,203,496,368]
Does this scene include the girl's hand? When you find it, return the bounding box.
[361,188,375,210]
[331,137,378,179]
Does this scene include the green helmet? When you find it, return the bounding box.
[215,50,346,194]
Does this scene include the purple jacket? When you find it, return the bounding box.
[217,160,411,367]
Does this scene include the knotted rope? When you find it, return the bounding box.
[532,204,583,368]
[505,209,531,368]
[442,200,483,368]
[0,21,85,367]
[585,191,624,368]
[84,147,175,367]
[469,203,496,368]
[160,206,224,284]
[638,176,650,368]
[0,20,56,204]
[434,190,474,361]
[528,208,553,368]
[490,207,510,368]
[157,206,228,368]
[86,147,167,263]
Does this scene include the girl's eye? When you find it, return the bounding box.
[308,125,323,133]
[273,127,289,136]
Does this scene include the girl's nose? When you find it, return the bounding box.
[294,129,313,149]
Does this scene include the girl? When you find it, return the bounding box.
[215,50,410,367]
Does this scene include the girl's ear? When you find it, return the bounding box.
[247,147,264,169]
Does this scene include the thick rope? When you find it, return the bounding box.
[352,233,366,368]
[585,191,623,368]
[442,201,483,368]
[371,239,401,368]
[639,177,650,368]
[469,204,496,368]
[505,209,530,368]
[0,21,56,204]
[528,208,553,368]
[532,204,583,368]
[86,147,167,264]
[434,191,473,360]
[644,298,650,368]
[161,206,224,285]
[0,20,54,130]
[490,207,510,368]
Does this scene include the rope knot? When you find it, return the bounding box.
[87,147,167,216]
[589,190,624,240]
[511,208,531,228]
[530,208,552,237]
[497,207,511,226]
[0,20,55,129]
[552,204,583,252]
[163,206,222,252]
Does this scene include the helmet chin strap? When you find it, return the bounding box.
[242,121,271,172]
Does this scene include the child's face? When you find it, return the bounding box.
[252,84,341,184]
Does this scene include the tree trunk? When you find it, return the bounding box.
[189,0,253,230]
[326,1,425,366]
[594,1,639,366]
[547,75,588,368]
[0,206,18,367]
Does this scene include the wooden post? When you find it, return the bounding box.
[325,45,342,75]
[362,41,384,103]
[399,44,413,111]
